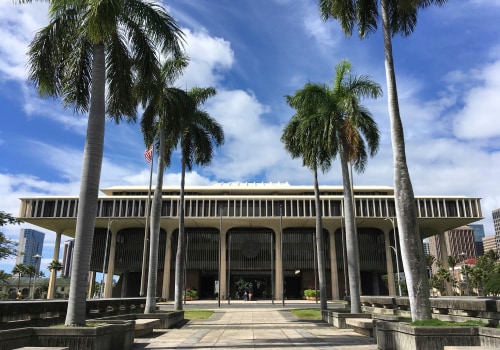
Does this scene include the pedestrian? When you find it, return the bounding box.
[16,289,22,300]
[248,283,253,301]
[243,291,248,301]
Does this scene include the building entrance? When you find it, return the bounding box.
[229,272,272,300]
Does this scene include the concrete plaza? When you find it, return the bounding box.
[133,300,377,349]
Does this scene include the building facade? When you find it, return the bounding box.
[428,225,477,266]
[482,235,498,254]
[469,224,485,257]
[18,183,482,300]
[16,228,45,274]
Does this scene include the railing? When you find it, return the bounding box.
[19,195,482,220]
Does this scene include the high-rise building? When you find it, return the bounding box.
[422,239,430,256]
[482,235,498,254]
[469,224,485,257]
[62,239,74,277]
[16,228,45,274]
[493,208,500,253]
[428,225,476,264]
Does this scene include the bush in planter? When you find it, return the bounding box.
[303,288,319,298]
[184,288,198,298]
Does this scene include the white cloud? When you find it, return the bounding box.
[452,59,500,139]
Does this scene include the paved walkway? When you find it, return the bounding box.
[133,301,377,349]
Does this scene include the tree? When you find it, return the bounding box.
[173,87,224,311]
[25,0,183,325]
[0,211,21,260]
[25,264,36,298]
[48,260,63,298]
[319,0,448,321]
[0,270,11,283]
[12,263,26,290]
[140,56,191,314]
[283,60,381,313]
[282,95,331,310]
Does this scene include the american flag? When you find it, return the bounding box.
[144,145,153,163]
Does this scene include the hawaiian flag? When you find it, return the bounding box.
[144,145,153,163]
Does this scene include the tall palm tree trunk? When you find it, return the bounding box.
[313,168,328,310]
[145,129,166,313]
[174,158,187,310]
[65,43,106,326]
[340,149,361,313]
[381,0,431,321]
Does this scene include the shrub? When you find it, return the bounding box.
[303,288,319,297]
[184,288,198,297]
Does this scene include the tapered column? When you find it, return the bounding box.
[47,231,62,299]
[104,230,117,298]
[88,271,96,298]
[121,272,128,297]
[438,231,453,296]
[329,230,339,300]
[384,229,396,296]
[162,231,172,300]
[220,230,227,299]
[275,229,283,300]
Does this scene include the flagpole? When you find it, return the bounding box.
[140,146,154,296]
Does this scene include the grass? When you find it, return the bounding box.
[410,319,486,327]
[289,308,321,320]
[184,309,214,320]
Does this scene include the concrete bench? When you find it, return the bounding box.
[444,347,498,350]
[444,345,498,350]
[134,318,160,337]
[345,318,374,337]
[13,348,69,350]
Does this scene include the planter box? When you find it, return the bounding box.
[479,327,500,348]
[322,310,372,329]
[31,321,134,350]
[376,321,480,350]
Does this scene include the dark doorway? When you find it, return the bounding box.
[284,275,301,299]
[230,272,272,300]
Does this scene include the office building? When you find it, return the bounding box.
[482,235,498,254]
[18,183,482,299]
[62,239,75,277]
[469,224,485,257]
[16,228,45,274]
[428,225,476,265]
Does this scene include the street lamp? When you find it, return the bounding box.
[32,254,42,299]
[459,252,470,296]
[385,217,402,296]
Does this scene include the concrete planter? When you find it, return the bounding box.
[31,321,135,350]
[322,309,372,329]
[375,321,480,350]
[479,327,500,348]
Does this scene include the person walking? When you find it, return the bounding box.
[248,283,253,301]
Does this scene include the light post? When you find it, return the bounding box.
[280,204,284,307]
[459,252,470,296]
[100,218,113,298]
[218,204,222,308]
[32,254,41,299]
[385,217,402,296]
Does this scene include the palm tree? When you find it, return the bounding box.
[284,60,381,313]
[140,56,191,314]
[0,270,11,283]
[12,263,26,290]
[25,265,36,298]
[281,104,331,311]
[173,87,224,311]
[25,0,183,325]
[48,260,63,298]
[319,0,448,321]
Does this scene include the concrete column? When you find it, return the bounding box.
[162,231,172,300]
[47,231,62,299]
[88,271,96,298]
[121,272,128,297]
[384,229,396,296]
[438,231,453,296]
[329,230,340,300]
[104,230,117,298]
[220,230,227,299]
[275,229,283,300]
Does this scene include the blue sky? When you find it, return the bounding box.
[1,0,499,276]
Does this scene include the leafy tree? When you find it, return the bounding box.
[319,0,448,321]
[468,254,497,296]
[0,211,21,260]
[173,87,224,311]
[0,270,11,283]
[484,273,500,296]
[283,60,381,313]
[24,0,183,325]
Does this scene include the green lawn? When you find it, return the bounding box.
[410,319,486,327]
[289,308,321,320]
[184,309,214,320]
